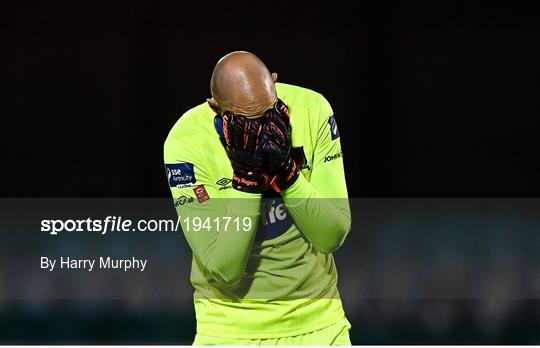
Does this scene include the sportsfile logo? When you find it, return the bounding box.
[324,150,343,163]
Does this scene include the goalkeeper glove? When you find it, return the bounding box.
[256,100,299,192]
[214,99,300,193]
[214,113,269,193]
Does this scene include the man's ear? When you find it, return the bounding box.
[271,73,278,83]
[207,98,220,114]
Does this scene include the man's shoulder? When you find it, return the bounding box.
[163,102,216,160]
[277,83,333,128]
[276,83,330,106]
[165,102,214,142]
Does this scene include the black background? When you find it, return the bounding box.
[3,1,539,197]
[2,1,540,344]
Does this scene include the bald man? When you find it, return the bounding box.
[164,52,351,345]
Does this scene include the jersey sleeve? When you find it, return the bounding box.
[281,95,351,254]
[164,135,262,286]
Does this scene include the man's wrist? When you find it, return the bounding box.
[280,173,311,201]
[268,157,300,193]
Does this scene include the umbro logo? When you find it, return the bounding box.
[216,178,232,186]
[216,178,232,190]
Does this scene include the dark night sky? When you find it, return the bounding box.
[2,2,539,197]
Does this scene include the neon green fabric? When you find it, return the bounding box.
[193,317,352,345]
[163,83,351,339]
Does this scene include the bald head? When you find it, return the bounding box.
[208,51,278,118]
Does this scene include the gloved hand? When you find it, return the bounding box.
[215,99,300,193]
[215,112,269,193]
[256,100,299,192]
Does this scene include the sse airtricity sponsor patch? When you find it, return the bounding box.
[328,115,340,140]
[165,163,196,189]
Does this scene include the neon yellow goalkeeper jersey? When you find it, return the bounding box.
[163,83,351,339]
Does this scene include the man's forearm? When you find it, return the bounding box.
[281,175,351,254]
[181,193,262,285]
